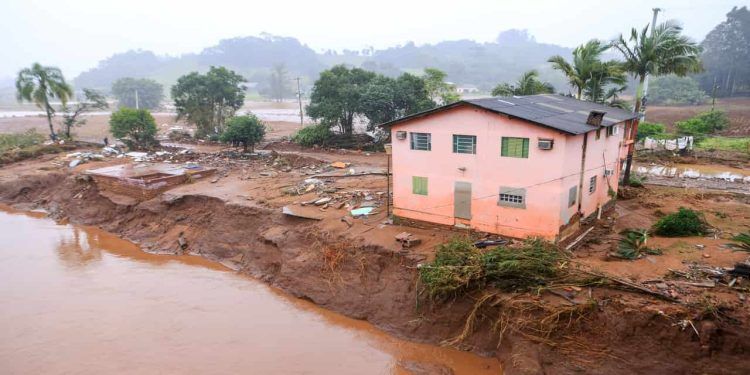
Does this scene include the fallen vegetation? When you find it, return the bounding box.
[652,207,709,237]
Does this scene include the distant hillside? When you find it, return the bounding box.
[72,30,574,95]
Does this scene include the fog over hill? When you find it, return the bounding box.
[71,30,575,95]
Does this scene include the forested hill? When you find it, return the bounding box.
[72,30,573,93]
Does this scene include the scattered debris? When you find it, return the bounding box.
[351,207,374,217]
[282,205,323,220]
[474,238,509,249]
[330,161,349,168]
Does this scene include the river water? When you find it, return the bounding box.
[0,206,500,374]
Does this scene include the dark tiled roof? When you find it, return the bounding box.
[380,94,638,135]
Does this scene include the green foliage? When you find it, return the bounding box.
[614,229,662,260]
[423,68,460,104]
[268,63,290,102]
[636,122,667,141]
[307,65,436,134]
[109,108,158,150]
[0,130,46,152]
[491,70,554,96]
[697,6,750,97]
[612,21,702,113]
[627,175,646,187]
[60,89,109,139]
[727,232,750,252]
[306,65,377,135]
[291,123,333,147]
[548,40,626,101]
[652,208,709,237]
[15,63,73,140]
[172,66,247,138]
[649,75,708,105]
[418,237,561,300]
[676,110,729,139]
[219,115,266,152]
[111,78,164,110]
[696,137,750,152]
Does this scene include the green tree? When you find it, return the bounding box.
[111,78,164,110]
[649,75,708,105]
[675,110,729,139]
[360,73,435,128]
[268,63,290,102]
[15,63,73,140]
[698,6,750,97]
[423,68,460,104]
[612,20,702,184]
[220,115,266,152]
[61,89,109,139]
[491,70,554,96]
[109,108,158,150]
[306,65,376,135]
[548,40,624,100]
[172,66,247,138]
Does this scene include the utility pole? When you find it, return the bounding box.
[640,7,661,122]
[295,77,303,128]
[711,76,719,111]
[135,89,140,110]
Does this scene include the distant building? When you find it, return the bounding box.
[455,85,480,94]
[382,95,637,241]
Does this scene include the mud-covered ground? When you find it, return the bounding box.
[2,144,750,374]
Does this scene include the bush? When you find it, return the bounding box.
[649,75,708,105]
[652,207,709,237]
[636,122,667,141]
[0,130,45,152]
[220,115,266,152]
[419,237,561,300]
[291,123,333,147]
[676,110,729,139]
[696,137,750,153]
[109,108,159,150]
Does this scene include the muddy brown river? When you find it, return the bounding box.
[0,206,500,374]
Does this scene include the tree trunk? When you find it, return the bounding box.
[45,101,56,141]
[577,87,582,100]
[622,75,646,186]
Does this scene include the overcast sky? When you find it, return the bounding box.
[0,0,742,80]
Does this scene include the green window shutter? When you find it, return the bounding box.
[412,176,428,195]
[501,137,529,158]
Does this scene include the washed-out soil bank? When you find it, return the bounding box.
[2,172,749,375]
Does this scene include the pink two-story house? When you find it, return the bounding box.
[383,94,637,242]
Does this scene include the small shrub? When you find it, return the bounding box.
[292,123,333,147]
[219,115,266,152]
[637,122,667,141]
[481,238,560,290]
[676,110,729,140]
[614,229,662,260]
[652,207,709,237]
[109,108,159,150]
[167,129,192,142]
[627,175,646,187]
[0,130,46,152]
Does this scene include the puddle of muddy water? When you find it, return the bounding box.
[636,163,750,183]
[0,205,501,374]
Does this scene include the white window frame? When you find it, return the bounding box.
[498,187,526,209]
[452,134,477,154]
[410,132,431,151]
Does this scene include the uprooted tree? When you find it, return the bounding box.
[220,115,266,152]
[109,108,158,150]
[171,66,247,138]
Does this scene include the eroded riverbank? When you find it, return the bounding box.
[0,205,500,374]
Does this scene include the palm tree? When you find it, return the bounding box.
[612,20,702,184]
[16,63,73,140]
[612,20,702,115]
[548,40,610,99]
[583,60,627,103]
[491,70,554,96]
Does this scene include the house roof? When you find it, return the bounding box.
[380,94,638,135]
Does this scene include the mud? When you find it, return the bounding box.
[2,171,750,374]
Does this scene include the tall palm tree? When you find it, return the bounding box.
[612,20,702,115]
[491,70,554,96]
[583,60,627,103]
[612,20,702,184]
[16,63,73,140]
[548,40,610,99]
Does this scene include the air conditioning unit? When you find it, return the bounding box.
[395,131,407,140]
[538,139,554,150]
[604,169,615,176]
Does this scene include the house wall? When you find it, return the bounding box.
[390,105,576,240]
